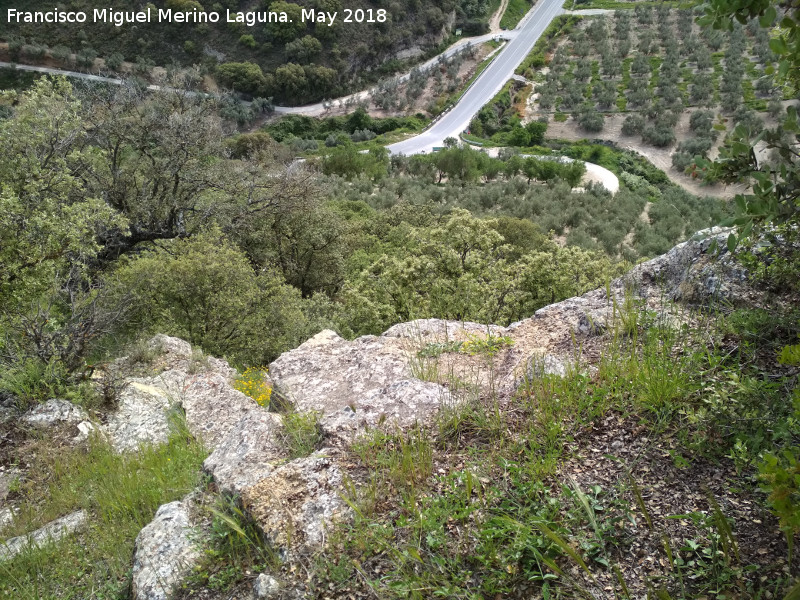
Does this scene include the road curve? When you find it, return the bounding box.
[387,0,565,156]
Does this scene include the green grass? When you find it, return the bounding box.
[0,414,207,599]
[281,411,324,458]
[499,0,533,30]
[310,295,798,598]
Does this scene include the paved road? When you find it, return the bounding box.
[387,0,565,156]
[274,30,516,116]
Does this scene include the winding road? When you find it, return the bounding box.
[387,0,565,155]
[0,1,619,191]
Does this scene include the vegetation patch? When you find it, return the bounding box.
[499,0,534,29]
[0,416,206,598]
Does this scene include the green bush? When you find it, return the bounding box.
[109,228,309,366]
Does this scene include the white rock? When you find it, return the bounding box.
[0,510,88,561]
[203,410,283,496]
[269,331,448,438]
[73,421,96,443]
[103,380,174,452]
[131,499,201,600]
[21,399,88,428]
[0,507,15,530]
[253,573,281,599]
[242,453,347,550]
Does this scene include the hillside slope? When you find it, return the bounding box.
[3,228,797,599]
[0,0,499,102]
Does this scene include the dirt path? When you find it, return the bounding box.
[484,147,619,193]
[490,0,510,33]
[545,113,748,199]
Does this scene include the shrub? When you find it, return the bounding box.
[671,151,693,172]
[689,109,715,134]
[239,34,257,48]
[76,48,98,69]
[51,45,73,66]
[577,106,604,132]
[642,124,676,147]
[109,228,309,365]
[621,114,645,136]
[104,52,124,72]
[351,128,377,142]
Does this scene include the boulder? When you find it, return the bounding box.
[102,335,256,452]
[203,410,284,496]
[158,368,256,449]
[269,330,448,435]
[253,573,282,599]
[103,381,174,452]
[321,379,448,441]
[131,499,201,600]
[382,319,505,341]
[21,399,89,429]
[242,452,347,550]
[0,510,88,561]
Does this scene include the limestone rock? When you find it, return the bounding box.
[156,368,256,449]
[21,399,89,429]
[624,227,749,304]
[147,334,193,360]
[321,379,447,441]
[382,319,504,341]
[253,573,281,599]
[131,499,201,600]
[242,453,347,550]
[104,380,174,452]
[0,510,88,561]
[73,420,96,443]
[269,330,447,435]
[103,335,256,452]
[576,307,613,336]
[203,410,284,496]
[524,353,571,379]
[0,507,15,530]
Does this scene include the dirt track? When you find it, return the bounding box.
[545,113,749,199]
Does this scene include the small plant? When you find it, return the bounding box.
[126,338,163,365]
[187,348,211,374]
[760,448,800,566]
[352,426,433,493]
[416,340,463,358]
[94,363,128,409]
[281,411,323,459]
[233,367,272,408]
[460,333,514,358]
[188,494,278,592]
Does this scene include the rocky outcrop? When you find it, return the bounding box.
[131,499,201,600]
[20,398,96,443]
[0,510,88,561]
[270,329,450,438]
[21,398,89,428]
[242,452,346,549]
[203,410,284,496]
[102,334,256,452]
[127,228,752,599]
